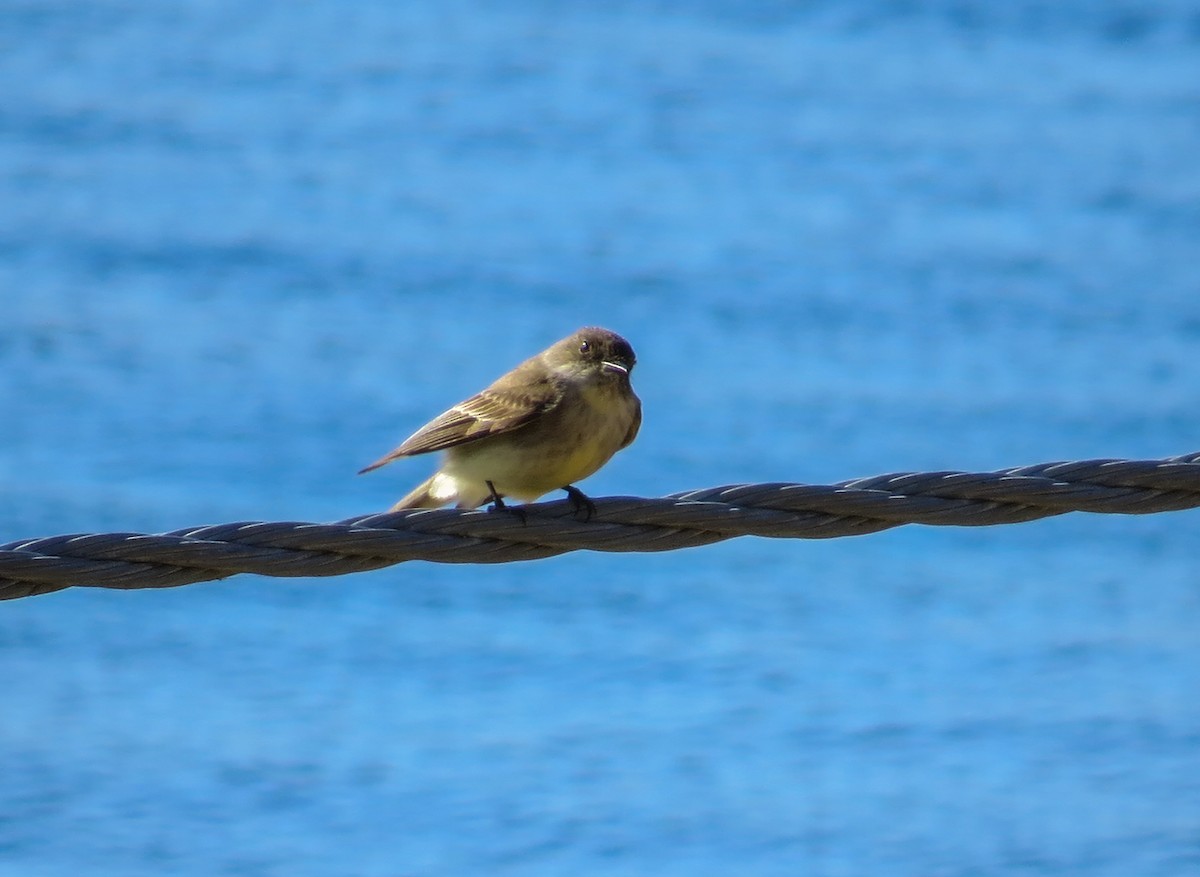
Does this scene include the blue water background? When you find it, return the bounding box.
[2,2,1199,874]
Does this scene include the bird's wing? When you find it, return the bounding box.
[359,374,561,473]
[619,396,642,450]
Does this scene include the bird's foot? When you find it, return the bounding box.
[486,481,526,525]
[562,485,596,522]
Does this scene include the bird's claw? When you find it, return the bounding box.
[562,485,596,522]
[486,481,527,525]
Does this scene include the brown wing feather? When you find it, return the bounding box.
[359,370,561,473]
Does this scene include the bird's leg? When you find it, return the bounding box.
[486,480,526,524]
[561,485,596,522]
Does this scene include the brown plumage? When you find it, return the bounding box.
[360,327,641,510]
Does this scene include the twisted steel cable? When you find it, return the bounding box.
[3,452,1198,601]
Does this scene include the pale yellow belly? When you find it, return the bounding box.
[440,387,635,503]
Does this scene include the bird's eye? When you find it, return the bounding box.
[579,340,590,354]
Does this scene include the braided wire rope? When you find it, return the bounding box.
[3,452,1198,601]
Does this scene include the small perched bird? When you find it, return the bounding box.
[360,327,641,512]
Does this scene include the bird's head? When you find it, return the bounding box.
[547,327,637,383]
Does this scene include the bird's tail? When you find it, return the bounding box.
[389,475,443,511]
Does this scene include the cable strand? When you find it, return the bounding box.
[3,452,1198,601]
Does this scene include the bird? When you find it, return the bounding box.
[360,327,641,514]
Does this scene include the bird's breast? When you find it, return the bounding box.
[442,380,637,500]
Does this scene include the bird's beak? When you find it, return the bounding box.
[601,361,628,375]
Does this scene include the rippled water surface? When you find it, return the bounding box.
[2,2,1199,875]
